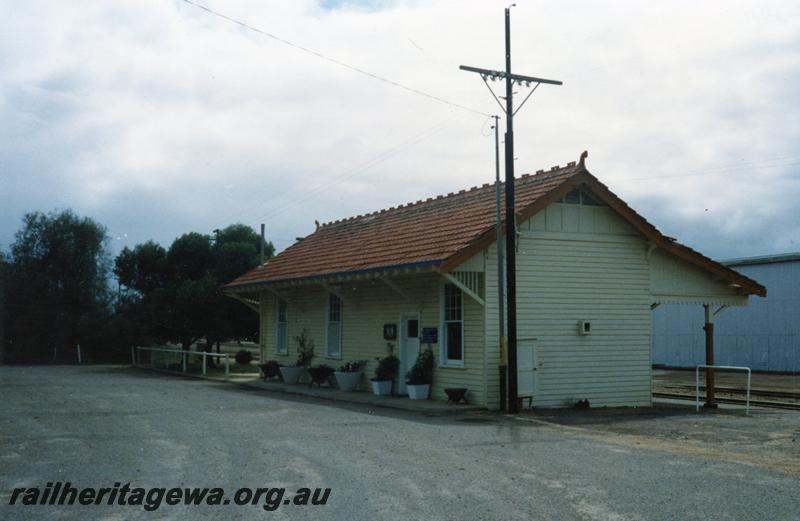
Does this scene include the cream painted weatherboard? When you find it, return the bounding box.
[257,196,747,409]
[484,202,652,408]
[258,273,488,405]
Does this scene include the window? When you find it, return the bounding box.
[442,283,464,365]
[562,189,603,206]
[276,299,288,354]
[326,293,342,358]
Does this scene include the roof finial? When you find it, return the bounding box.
[578,150,589,169]
[315,220,320,230]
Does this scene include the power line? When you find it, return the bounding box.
[249,110,467,224]
[221,102,479,227]
[619,157,800,182]
[179,0,490,117]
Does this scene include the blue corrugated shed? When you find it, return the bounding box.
[652,253,800,372]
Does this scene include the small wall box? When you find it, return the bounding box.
[383,324,397,340]
[578,320,592,335]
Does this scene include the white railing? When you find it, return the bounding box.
[131,346,230,381]
[695,365,751,415]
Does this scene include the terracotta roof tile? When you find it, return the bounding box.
[226,162,581,288]
[225,152,766,298]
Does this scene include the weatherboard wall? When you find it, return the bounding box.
[258,273,488,404]
[483,202,653,408]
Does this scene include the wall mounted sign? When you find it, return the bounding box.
[383,323,397,340]
[421,327,438,344]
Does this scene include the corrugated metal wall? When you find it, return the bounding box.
[652,258,800,372]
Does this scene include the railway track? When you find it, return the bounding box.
[653,391,800,411]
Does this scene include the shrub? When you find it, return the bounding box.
[235,349,254,365]
[307,364,335,387]
[406,347,434,385]
[293,329,314,367]
[339,359,368,373]
[373,353,400,382]
[259,360,281,379]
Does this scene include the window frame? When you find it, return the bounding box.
[325,292,342,359]
[276,298,288,355]
[440,282,465,367]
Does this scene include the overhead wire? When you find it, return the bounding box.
[619,156,800,182]
[179,0,490,117]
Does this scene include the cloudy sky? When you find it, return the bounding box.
[1,0,798,261]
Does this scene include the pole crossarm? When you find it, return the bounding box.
[481,75,507,113]
[512,82,540,116]
[459,7,562,413]
[459,65,562,86]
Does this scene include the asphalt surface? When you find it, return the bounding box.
[1,366,798,521]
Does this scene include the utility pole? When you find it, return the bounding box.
[460,6,561,413]
[492,115,507,412]
[260,223,266,264]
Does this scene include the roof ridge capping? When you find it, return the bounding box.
[318,151,589,228]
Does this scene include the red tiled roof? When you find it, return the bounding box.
[226,152,766,297]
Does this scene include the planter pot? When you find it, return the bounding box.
[371,380,393,396]
[444,387,468,404]
[407,384,430,400]
[279,366,306,385]
[334,371,363,392]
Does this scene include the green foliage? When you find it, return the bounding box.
[373,344,400,381]
[114,223,275,352]
[259,360,282,379]
[2,212,275,363]
[293,329,314,367]
[4,210,113,362]
[235,349,254,365]
[406,346,434,385]
[114,241,167,295]
[339,359,368,373]
[307,364,335,386]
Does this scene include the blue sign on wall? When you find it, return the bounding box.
[421,327,438,344]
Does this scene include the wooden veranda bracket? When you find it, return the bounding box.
[318,281,345,300]
[713,305,729,317]
[227,294,260,314]
[439,271,485,307]
[380,276,420,308]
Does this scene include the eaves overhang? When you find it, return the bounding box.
[223,259,443,293]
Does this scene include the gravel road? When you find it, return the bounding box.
[1,365,798,520]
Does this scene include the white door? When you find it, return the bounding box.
[399,315,421,394]
[517,338,537,400]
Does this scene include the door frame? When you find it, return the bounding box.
[517,336,539,401]
[398,312,421,395]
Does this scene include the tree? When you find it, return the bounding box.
[114,241,168,296]
[5,210,111,363]
[0,251,7,364]
[113,241,169,349]
[114,224,273,360]
[210,224,274,348]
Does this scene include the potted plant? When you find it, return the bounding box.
[371,343,399,396]
[405,347,434,400]
[235,349,253,365]
[307,364,335,387]
[259,360,282,381]
[334,359,368,392]
[279,330,314,384]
